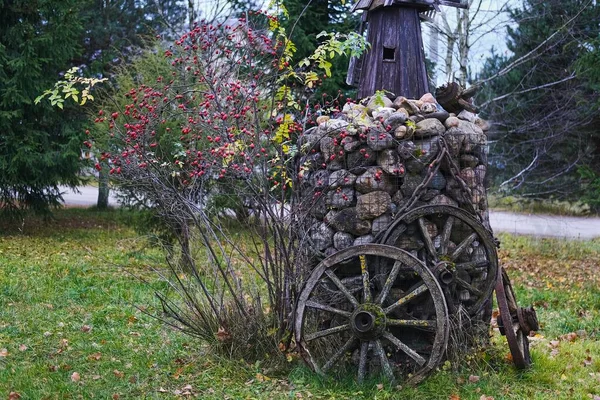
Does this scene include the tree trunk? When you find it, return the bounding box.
[97,165,110,209]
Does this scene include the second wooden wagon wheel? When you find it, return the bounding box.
[495,267,539,369]
[295,244,449,385]
[380,205,499,316]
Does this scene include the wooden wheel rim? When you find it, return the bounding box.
[295,244,449,385]
[496,267,532,369]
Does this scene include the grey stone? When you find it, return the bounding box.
[310,169,330,189]
[329,169,357,188]
[445,120,485,157]
[415,118,445,138]
[346,145,376,171]
[384,111,408,130]
[377,149,405,176]
[329,208,372,236]
[457,110,476,123]
[421,189,440,201]
[372,107,396,121]
[320,136,336,160]
[427,170,447,190]
[299,133,321,153]
[355,167,396,194]
[326,187,355,209]
[324,210,339,224]
[401,173,424,197]
[392,190,404,204]
[318,118,350,136]
[424,110,450,123]
[333,232,355,250]
[299,153,324,171]
[460,154,480,168]
[327,158,344,171]
[342,137,361,152]
[444,116,460,129]
[429,194,458,207]
[308,195,327,219]
[420,102,437,113]
[371,214,392,235]
[460,167,477,188]
[393,97,421,114]
[342,103,366,114]
[405,137,441,173]
[309,222,334,251]
[394,125,408,139]
[367,96,394,113]
[356,191,392,219]
[353,234,375,246]
[367,131,394,151]
[397,141,417,159]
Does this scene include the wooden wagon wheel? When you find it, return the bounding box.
[379,205,498,316]
[295,244,449,385]
[495,267,538,369]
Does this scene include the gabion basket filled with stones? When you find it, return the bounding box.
[293,92,539,385]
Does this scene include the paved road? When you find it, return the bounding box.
[60,185,120,207]
[60,186,600,240]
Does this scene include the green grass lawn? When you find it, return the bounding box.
[1,210,599,399]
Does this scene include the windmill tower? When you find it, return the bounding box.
[347,0,467,99]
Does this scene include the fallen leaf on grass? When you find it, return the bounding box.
[71,372,81,382]
[0,348,8,357]
[112,394,120,400]
[8,392,21,400]
[376,383,384,390]
[468,375,480,383]
[113,369,124,378]
[81,325,92,333]
[157,388,168,393]
[88,352,102,361]
[479,396,494,400]
[583,356,592,367]
[18,344,27,352]
[449,395,460,400]
[560,332,578,342]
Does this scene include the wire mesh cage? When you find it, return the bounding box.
[292,93,505,383]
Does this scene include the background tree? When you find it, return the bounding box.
[476,0,600,206]
[7,0,187,213]
[0,0,86,215]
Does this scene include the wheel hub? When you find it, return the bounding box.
[350,304,386,340]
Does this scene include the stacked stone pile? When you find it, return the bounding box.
[297,93,490,257]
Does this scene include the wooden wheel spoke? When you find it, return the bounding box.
[324,269,360,308]
[456,260,489,273]
[439,216,454,255]
[387,318,437,331]
[357,341,369,384]
[305,324,350,342]
[450,232,478,261]
[418,217,438,261]
[305,300,352,318]
[455,277,483,296]
[359,255,372,303]
[374,339,395,382]
[384,284,428,314]
[375,261,403,305]
[382,331,427,366]
[322,337,357,373]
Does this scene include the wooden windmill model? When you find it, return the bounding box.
[347,0,467,100]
